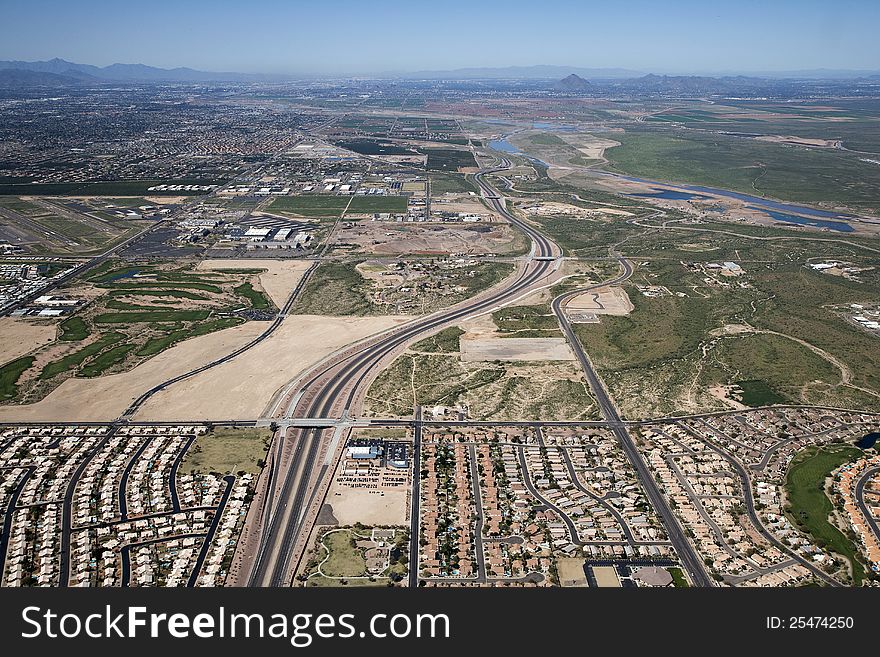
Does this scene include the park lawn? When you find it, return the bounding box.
[181,427,271,476]
[320,531,367,578]
[785,445,866,585]
[668,568,690,587]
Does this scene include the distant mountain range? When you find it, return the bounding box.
[395,65,643,80]
[1,59,879,88]
[0,58,286,84]
[0,68,94,87]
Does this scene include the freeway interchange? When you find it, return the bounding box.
[238,156,714,588]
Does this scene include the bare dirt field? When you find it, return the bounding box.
[566,286,633,315]
[755,134,839,148]
[197,259,311,307]
[135,315,408,421]
[519,200,633,219]
[431,195,499,217]
[557,558,588,586]
[592,565,621,587]
[324,486,408,526]
[0,318,56,365]
[460,337,574,362]
[334,221,522,255]
[0,322,265,422]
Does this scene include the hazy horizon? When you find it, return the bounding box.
[1,0,879,76]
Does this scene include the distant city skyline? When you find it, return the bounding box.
[1,0,878,76]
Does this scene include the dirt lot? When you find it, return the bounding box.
[0,318,56,365]
[325,486,408,526]
[197,259,311,307]
[520,200,633,219]
[135,315,408,420]
[592,565,621,587]
[557,558,588,587]
[0,321,265,422]
[566,286,633,315]
[334,221,522,255]
[460,337,574,362]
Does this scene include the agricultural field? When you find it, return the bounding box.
[0,260,276,406]
[429,173,477,195]
[345,195,408,214]
[267,195,350,218]
[424,148,478,171]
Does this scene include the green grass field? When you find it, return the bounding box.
[182,427,271,475]
[40,332,126,380]
[668,567,690,587]
[0,356,35,400]
[234,282,272,310]
[784,445,865,585]
[58,317,90,341]
[319,531,368,578]
[345,195,408,214]
[94,309,211,323]
[135,318,244,357]
[425,149,478,171]
[268,195,350,217]
[77,343,136,378]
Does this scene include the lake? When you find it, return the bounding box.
[752,208,855,232]
[631,188,712,201]
[856,432,879,449]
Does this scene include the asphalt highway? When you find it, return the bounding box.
[247,157,562,586]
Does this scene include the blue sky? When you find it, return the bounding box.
[0,0,878,74]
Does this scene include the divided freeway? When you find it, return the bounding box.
[243,154,712,588]
[246,157,563,586]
